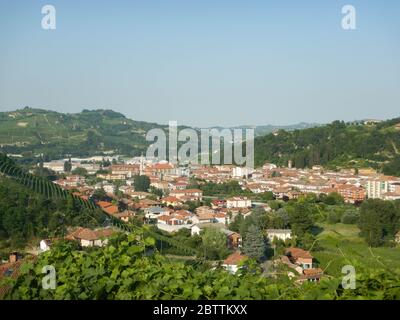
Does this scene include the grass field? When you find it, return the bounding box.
[312,223,400,277]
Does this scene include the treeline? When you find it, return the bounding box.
[359,199,400,247]
[254,119,400,175]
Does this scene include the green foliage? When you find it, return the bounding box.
[341,210,360,224]
[71,167,88,176]
[4,227,400,300]
[254,118,400,176]
[0,108,168,157]
[242,225,266,261]
[0,176,104,248]
[287,202,314,237]
[327,211,341,224]
[359,199,400,247]
[200,228,230,260]
[64,161,72,173]
[192,180,249,197]
[133,175,150,192]
[323,193,344,206]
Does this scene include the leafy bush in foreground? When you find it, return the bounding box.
[2,228,400,300]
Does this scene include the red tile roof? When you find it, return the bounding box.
[285,248,313,259]
[223,252,248,266]
[103,205,119,215]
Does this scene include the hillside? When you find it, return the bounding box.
[0,107,322,159]
[254,118,400,175]
[0,107,167,158]
[202,122,321,137]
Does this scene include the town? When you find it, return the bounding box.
[2,151,399,292]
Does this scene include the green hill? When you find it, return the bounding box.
[0,107,167,158]
[254,118,400,176]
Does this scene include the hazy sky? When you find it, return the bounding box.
[0,0,399,127]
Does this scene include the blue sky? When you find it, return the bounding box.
[0,0,399,126]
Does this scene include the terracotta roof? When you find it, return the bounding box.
[157,215,173,222]
[152,163,174,170]
[285,248,313,259]
[67,227,98,241]
[66,227,115,241]
[161,196,181,203]
[103,205,119,215]
[97,201,113,208]
[174,210,192,217]
[223,252,248,266]
[214,213,226,218]
[197,212,215,220]
[303,268,323,276]
[171,189,202,194]
[112,211,133,218]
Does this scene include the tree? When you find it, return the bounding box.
[71,167,88,176]
[133,175,150,192]
[242,225,266,261]
[359,199,399,247]
[64,160,72,172]
[288,202,314,237]
[92,188,108,201]
[200,227,229,260]
[229,213,244,233]
[341,209,359,224]
[324,192,344,205]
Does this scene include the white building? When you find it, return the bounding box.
[366,177,400,199]
[222,252,248,274]
[266,229,292,242]
[226,197,252,209]
[232,167,253,178]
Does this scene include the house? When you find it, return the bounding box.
[111,164,140,178]
[297,268,324,283]
[102,205,119,215]
[222,252,248,274]
[97,201,113,209]
[129,191,153,199]
[266,229,292,242]
[150,162,175,178]
[144,206,170,219]
[211,199,227,209]
[222,230,242,249]
[214,212,228,224]
[161,196,183,207]
[192,212,216,224]
[112,210,134,222]
[169,189,203,202]
[285,248,313,270]
[195,206,215,216]
[226,197,252,209]
[65,227,115,247]
[273,187,292,200]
